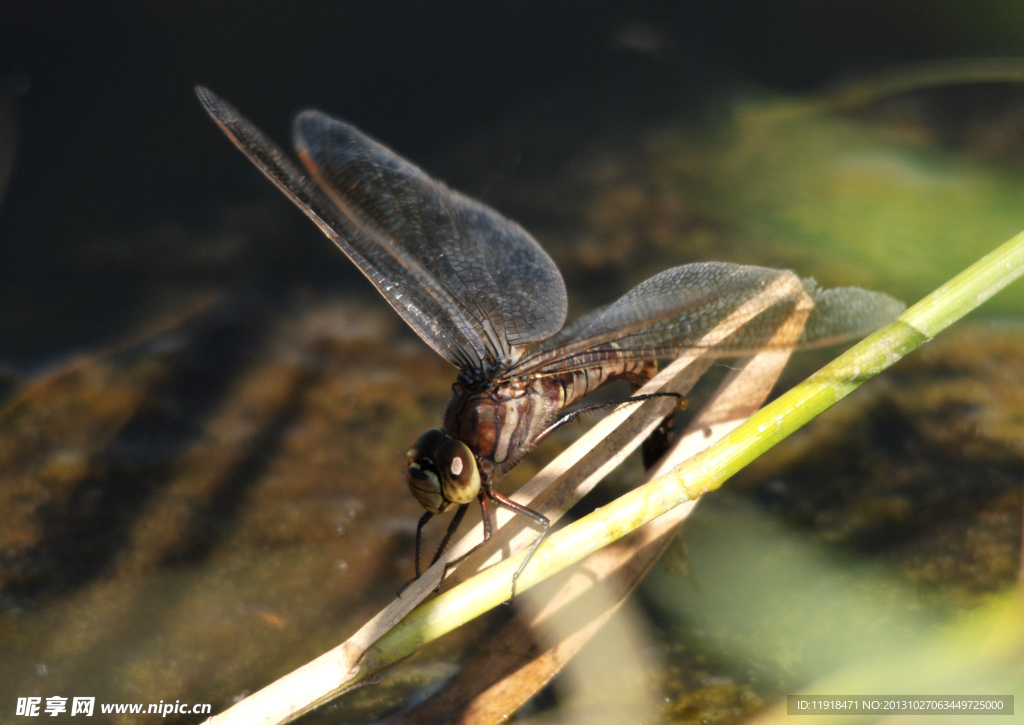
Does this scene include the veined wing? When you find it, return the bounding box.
[196,87,567,372]
[508,262,905,378]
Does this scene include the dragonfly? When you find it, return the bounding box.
[195,87,904,600]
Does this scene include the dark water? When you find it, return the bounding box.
[2,3,1024,724]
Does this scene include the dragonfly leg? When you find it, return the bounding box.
[642,408,676,469]
[429,504,470,569]
[398,505,469,597]
[621,375,683,470]
[432,503,475,591]
[532,391,686,448]
[397,510,436,596]
[434,497,493,593]
[414,510,434,578]
[485,488,550,605]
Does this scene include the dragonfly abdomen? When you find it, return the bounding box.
[552,359,656,409]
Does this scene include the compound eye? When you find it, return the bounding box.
[406,428,447,461]
[405,428,451,514]
[435,438,480,505]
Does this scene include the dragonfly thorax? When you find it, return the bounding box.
[442,376,549,478]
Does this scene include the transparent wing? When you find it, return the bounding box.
[196,87,567,372]
[509,262,905,378]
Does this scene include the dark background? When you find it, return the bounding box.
[2,0,1022,368]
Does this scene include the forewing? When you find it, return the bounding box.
[510,262,905,377]
[196,87,567,371]
[292,109,567,366]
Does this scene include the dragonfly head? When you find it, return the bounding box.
[405,428,481,513]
